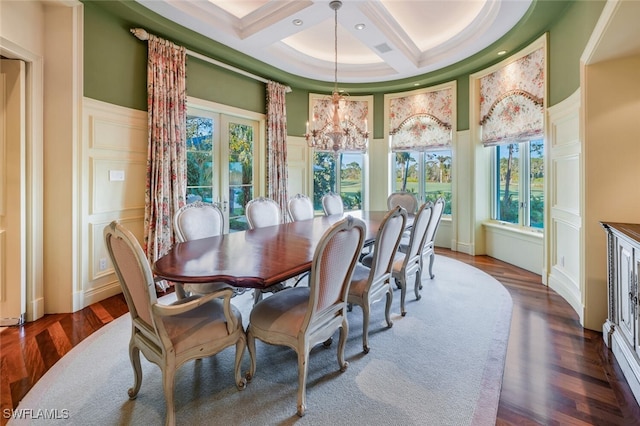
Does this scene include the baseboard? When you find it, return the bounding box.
[610,330,640,406]
[28,297,45,322]
[548,266,583,325]
[455,241,474,255]
[81,283,122,310]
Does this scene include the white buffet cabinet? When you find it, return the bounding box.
[601,222,640,405]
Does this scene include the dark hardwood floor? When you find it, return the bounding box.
[1,249,639,425]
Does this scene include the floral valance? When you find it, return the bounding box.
[310,96,369,153]
[479,47,545,146]
[389,87,452,151]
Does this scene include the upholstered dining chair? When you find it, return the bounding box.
[246,196,282,229]
[398,197,446,280]
[246,216,366,417]
[246,197,286,303]
[347,206,407,353]
[288,193,314,222]
[321,192,344,216]
[387,191,419,214]
[103,221,250,426]
[364,202,433,316]
[173,201,229,299]
[419,197,445,280]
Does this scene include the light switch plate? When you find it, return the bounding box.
[109,170,125,181]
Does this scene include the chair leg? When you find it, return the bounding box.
[253,289,263,305]
[337,320,349,372]
[429,253,436,279]
[246,327,257,380]
[234,334,248,390]
[361,300,371,354]
[296,350,310,417]
[162,362,176,426]
[414,267,422,301]
[396,277,407,316]
[384,287,394,329]
[174,283,188,300]
[127,343,143,399]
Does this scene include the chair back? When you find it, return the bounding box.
[306,216,365,324]
[288,193,314,221]
[103,221,157,331]
[424,197,445,247]
[368,206,407,283]
[321,192,344,216]
[403,202,433,266]
[174,201,224,242]
[246,197,282,229]
[387,191,418,214]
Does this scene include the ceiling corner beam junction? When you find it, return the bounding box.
[130,27,292,93]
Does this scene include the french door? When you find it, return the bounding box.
[186,106,259,232]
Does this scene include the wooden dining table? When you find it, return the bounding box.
[152,210,405,290]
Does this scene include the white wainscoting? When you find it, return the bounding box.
[547,90,583,323]
[484,221,544,274]
[82,98,147,307]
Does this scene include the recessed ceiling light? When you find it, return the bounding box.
[497,50,507,56]
[292,19,303,26]
[355,23,365,30]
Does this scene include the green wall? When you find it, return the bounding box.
[83,0,604,137]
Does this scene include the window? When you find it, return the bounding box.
[313,152,364,212]
[392,149,452,215]
[493,139,543,229]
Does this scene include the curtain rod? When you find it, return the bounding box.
[130,28,291,93]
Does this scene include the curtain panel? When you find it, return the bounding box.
[266,81,289,220]
[389,88,453,151]
[479,47,545,146]
[143,34,187,281]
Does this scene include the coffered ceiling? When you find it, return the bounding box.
[135,0,533,84]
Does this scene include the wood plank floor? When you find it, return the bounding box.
[1,249,639,425]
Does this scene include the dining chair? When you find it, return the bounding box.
[246,215,365,417]
[288,193,314,222]
[421,197,446,280]
[246,196,282,229]
[173,201,230,299]
[398,197,446,279]
[347,206,407,353]
[103,221,250,426]
[321,192,344,216]
[387,191,419,214]
[364,202,433,316]
[287,193,315,286]
[246,197,286,303]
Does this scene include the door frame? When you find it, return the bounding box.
[186,96,266,230]
[0,37,45,322]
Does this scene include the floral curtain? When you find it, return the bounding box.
[389,88,453,151]
[143,34,187,283]
[479,47,545,146]
[266,81,289,220]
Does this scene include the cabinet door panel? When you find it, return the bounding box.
[616,238,636,348]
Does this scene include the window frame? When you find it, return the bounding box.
[491,139,544,230]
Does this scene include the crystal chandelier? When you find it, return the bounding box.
[305,0,369,154]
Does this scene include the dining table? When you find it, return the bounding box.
[152,210,410,290]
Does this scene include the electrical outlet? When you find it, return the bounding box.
[99,258,108,271]
[560,256,565,267]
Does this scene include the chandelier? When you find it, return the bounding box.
[305,0,369,154]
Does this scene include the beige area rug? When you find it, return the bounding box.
[10,256,512,425]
